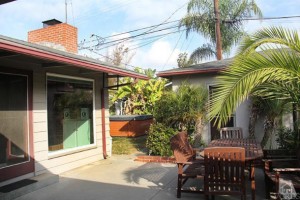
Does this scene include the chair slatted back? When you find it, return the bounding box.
[170,131,195,163]
[204,147,246,197]
[220,127,243,139]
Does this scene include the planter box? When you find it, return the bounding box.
[109,115,153,137]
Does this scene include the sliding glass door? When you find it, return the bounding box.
[0,71,33,182]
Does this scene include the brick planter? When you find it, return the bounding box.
[134,155,176,163]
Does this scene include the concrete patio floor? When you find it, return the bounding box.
[15,154,268,200]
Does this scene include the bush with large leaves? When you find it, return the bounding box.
[111,68,167,115]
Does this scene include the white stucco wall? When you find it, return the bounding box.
[170,73,252,144]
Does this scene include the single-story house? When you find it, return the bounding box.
[0,20,147,187]
[157,58,258,144]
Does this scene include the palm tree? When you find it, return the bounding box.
[209,27,300,137]
[249,97,289,147]
[180,0,262,62]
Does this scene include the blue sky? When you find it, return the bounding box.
[1,0,300,72]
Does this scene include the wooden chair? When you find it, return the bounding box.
[220,127,243,139]
[263,148,300,199]
[170,131,205,198]
[204,147,246,200]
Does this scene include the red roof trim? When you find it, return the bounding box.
[0,41,148,80]
[157,68,226,77]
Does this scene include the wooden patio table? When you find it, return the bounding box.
[207,138,263,200]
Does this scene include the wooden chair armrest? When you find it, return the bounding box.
[264,159,298,173]
[263,158,298,163]
[193,147,204,152]
[181,159,204,165]
[274,168,300,172]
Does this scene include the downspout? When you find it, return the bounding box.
[101,73,107,159]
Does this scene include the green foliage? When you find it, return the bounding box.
[146,123,176,156]
[177,52,194,68]
[209,27,300,128]
[276,127,299,151]
[146,83,208,156]
[110,68,167,115]
[180,0,262,62]
[154,82,208,132]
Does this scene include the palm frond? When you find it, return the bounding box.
[181,0,263,59]
[209,47,300,127]
[189,44,216,63]
[238,26,300,55]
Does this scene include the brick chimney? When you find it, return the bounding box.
[28,19,78,54]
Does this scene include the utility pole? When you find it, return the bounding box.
[214,0,222,60]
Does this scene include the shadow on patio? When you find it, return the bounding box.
[14,156,269,200]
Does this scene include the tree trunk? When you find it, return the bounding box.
[248,104,258,138]
[213,0,223,60]
[261,119,274,148]
[193,116,204,147]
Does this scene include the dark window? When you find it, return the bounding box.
[47,75,94,152]
[0,73,29,168]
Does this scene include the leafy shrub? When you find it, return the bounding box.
[146,123,176,156]
[153,82,208,132]
[276,127,299,150]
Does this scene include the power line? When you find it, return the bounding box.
[80,14,300,51]
[97,26,181,49]
[140,2,187,35]
[80,20,180,45]
[223,15,300,23]
[78,10,300,69]
[127,29,187,51]
[163,31,184,70]
[79,2,187,48]
[79,25,181,51]
[87,49,137,70]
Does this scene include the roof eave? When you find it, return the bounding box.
[157,68,225,78]
[0,39,148,80]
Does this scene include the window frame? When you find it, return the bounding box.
[46,73,96,158]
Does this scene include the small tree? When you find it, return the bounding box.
[146,82,208,156]
[177,52,194,68]
[106,43,135,67]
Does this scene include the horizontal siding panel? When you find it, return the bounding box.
[33,121,47,133]
[34,150,48,162]
[33,112,47,123]
[33,102,46,111]
[36,147,102,172]
[33,131,47,143]
[34,140,48,153]
[42,154,103,175]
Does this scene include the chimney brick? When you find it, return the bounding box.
[28,22,78,54]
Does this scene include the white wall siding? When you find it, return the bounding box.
[235,99,251,138]
[32,69,107,176]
